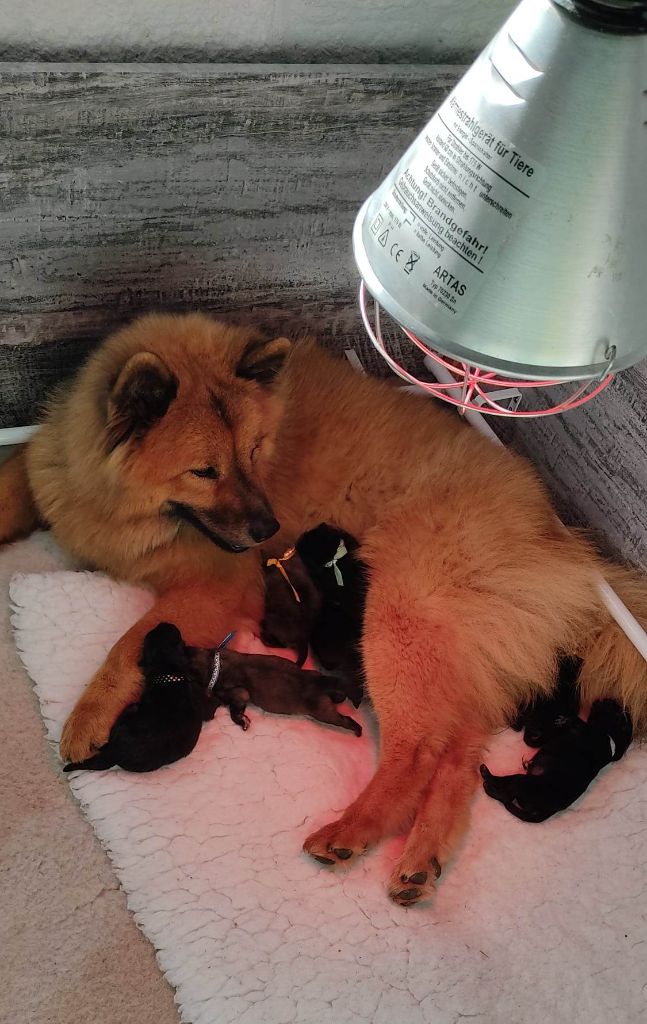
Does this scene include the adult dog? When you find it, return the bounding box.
[2,312,646,905]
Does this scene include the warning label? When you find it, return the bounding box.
[370,88,545,318]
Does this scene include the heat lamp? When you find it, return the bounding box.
[353,0,647,417]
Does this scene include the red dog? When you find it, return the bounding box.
[2,312,646,905]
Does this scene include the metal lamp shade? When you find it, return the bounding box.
[353,0,647,381]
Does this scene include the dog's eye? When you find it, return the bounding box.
[190,466,219,480]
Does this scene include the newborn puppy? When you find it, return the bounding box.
[260,547,321,666]
[481,698,633,822]
[511,655,581,746]
[215,649,362,736]
[296,524,368,700]
[64,622,219,773]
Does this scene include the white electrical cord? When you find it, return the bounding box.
[0,425,39,447]
[425,355,647,663]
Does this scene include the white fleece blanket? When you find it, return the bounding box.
[10,570,647,1024]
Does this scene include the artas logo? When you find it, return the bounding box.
[433,265,467,296]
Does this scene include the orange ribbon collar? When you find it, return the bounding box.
[265,546,301,604]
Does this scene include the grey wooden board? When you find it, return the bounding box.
[0,62,645,572]
[0,63,459,350]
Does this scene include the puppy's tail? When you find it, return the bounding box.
[63,751,116,772]
[578,561,647,737]
[0,446,40,545]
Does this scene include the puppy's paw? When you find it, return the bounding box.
[479,763,502,798]
[388,856,441,907]
[60,701,112,762]
[303,819,370,867]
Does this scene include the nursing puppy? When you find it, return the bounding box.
[64,622,218,773]
[260,547,321,667]
[511,656,582,747]
[4,311,647,906]
[481,699,633,822]
[214,649,362,736]
[297,524,367,695]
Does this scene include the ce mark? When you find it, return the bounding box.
[390,242,404,263]
[389,241,419,275]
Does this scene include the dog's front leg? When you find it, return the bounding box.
[388,725,488,905]
[59,581,254,762]
[303,574,463,875]
[303,722,441,866]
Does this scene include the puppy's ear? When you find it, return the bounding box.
[147,622,183,648]
[107,352,177,452]
[235,336,292,387]
[140,622,184,668]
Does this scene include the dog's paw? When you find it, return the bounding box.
[388,856,441,907]
[60,701,112,762]
[303,819,370,867]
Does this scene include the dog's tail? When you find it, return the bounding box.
[578,561,647,737]
[63,751,116,772]
[0,446,40,545]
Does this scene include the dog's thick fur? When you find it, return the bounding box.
[3,312,647,904]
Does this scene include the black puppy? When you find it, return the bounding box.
[511,655,582,746]
[214,649,361,736]
[64,622,219,773]
[260,547,321,667]
[481,698,633,822]
[296,524,368,700]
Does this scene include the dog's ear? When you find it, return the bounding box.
[107,352,178,452]
[235,336,292,387]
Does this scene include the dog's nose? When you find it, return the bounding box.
[248,514,280,543]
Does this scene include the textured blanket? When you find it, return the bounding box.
[10,570,647,1024]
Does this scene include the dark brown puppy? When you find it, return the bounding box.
[260,548,321,666]
[215,649,362,736]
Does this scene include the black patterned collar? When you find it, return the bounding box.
[151,673,185,686]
